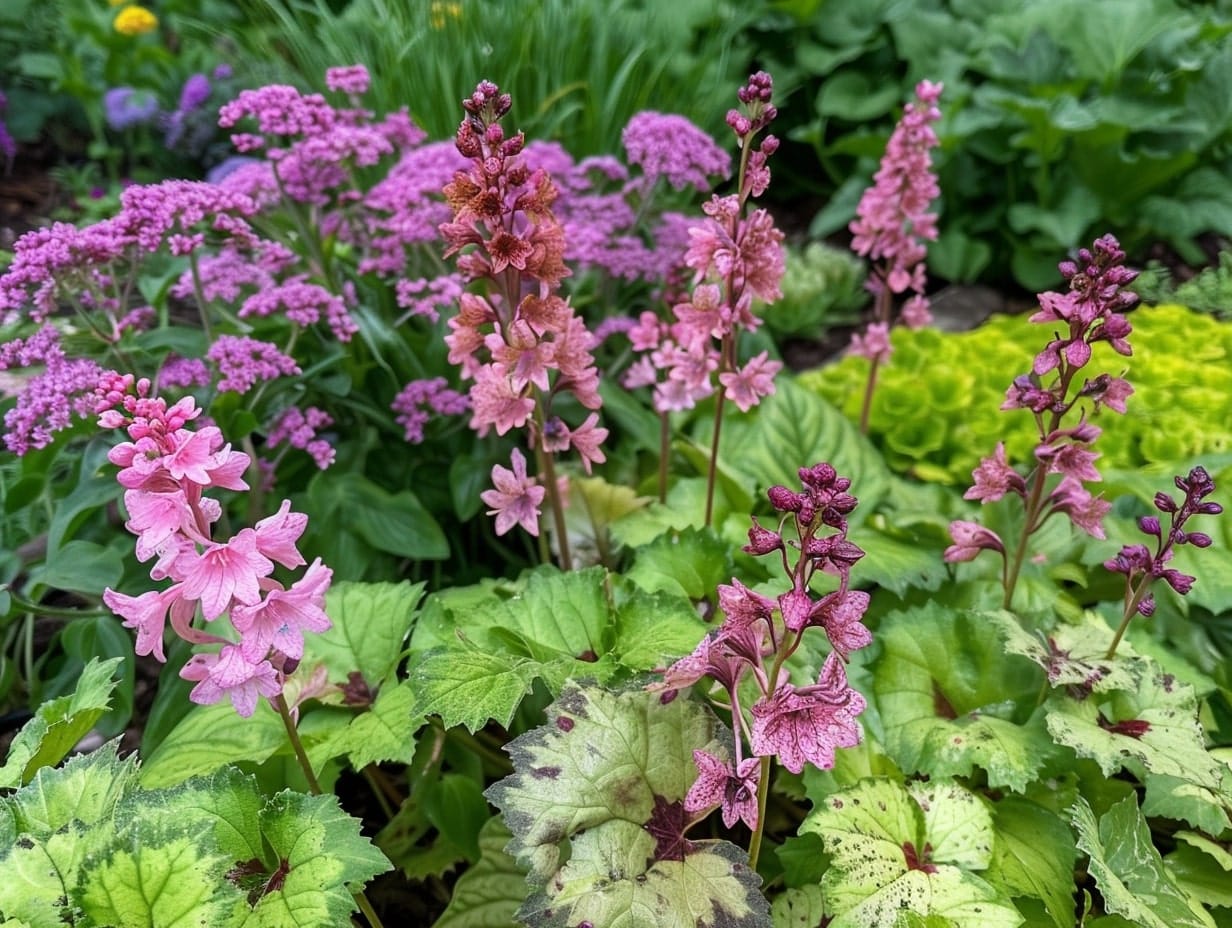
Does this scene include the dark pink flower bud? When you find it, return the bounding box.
[767,485,802,512]
[744,517,784,555]
[1154,492,1178,513]
[1137,516,1160,537]
[1186,532,1213,548]
[1137,594,1155,617]
[1197,502,1223,515]
[1160,569,1195,595]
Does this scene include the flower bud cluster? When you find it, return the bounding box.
[1105,467,1222,616]
[655,463,869,830]
[95,373,332,717]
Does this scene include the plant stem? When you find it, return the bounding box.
[747,754,773,871]
[1105,574,1153,660]
[1002,464,1049,611]
[187,252,213,342]
[537,441,572,570]
[274,694,387,928]
[704,390,726,528]
[858,355,881,435]
[658,411,669,504]
[274,693,322,794]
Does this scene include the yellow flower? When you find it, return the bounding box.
[114,5,158,36]
[429,1,462,29]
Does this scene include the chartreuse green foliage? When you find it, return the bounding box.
[487,681,770,928]
[408,565,706,732]
[801,305,1232,483]
[760,242,868,338]
[0,744,389,927]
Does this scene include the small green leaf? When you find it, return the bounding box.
[309,472,449,561]
[625,526,733,600]
[309,581,425,686]
[423,774,489,863]
[609,585,706,672]
[28,540,124,596]
[1166,843,1232,910]
[410,646,542,732]
[873,605,1054,791]
[772,883,828,927]
[1141,773,1232,836]
[434,817,528,928]
[0,657,121,788]
[332,679,419,770]
[1072,796,1215,928]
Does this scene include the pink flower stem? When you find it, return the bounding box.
[1106,572,1154,660]
[746,755,772,870]
[857,280,892,434]
[703,388,726,529]
[186,251,214,342]
[1001,366,1077,610]
[533,411,572,571]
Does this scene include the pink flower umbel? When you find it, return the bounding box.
[481,448,546,537]
[181,645,282,718]
[750,653,867,774]
[684,751,761,830]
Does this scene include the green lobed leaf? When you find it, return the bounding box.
[433,817,528,928]
[487,682,769,928]
[608,584,707,672]
[625,526,733,600]
[993,612,1140,694]
[800,778,1022,928]
[1141,772,1232,836]
[0,657,121,788]
[329,679,419,770]
[984,797,1077,928]
[1167,843,1232,910]
[250,791,392,926]
[309,580,425,686]
[873,605,1054,791]
[772,884,828,928]
[411,643,546,732]
[1072,796,1216,928]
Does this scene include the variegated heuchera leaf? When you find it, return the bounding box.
[486,681,771,928]
[800,778,1022,928]
[993,611,1139,694]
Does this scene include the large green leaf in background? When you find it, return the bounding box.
[487,682,769,928]
[801,778,1021,928]
[873,605,1054,791]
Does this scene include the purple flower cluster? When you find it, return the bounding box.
[206,335,300,394]
[0,326,101,454]
[104,87,161,131]
[621,111,731,194]
[390,377,469,444]
[266,405,336,470]
[656,463,869,830]
[1106,468,1221,617]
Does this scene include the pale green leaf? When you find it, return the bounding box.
[609,585,706,672]
[1045,668,1225,788]
[333,679,419,770]
[801,778,1021,928]
[0,657,122,787]
[772,885,828,928]
[874,606,1054,791]
[985,798,1077,928]
[309,581,425,686]
[1141,773,1232,836]
[1072,796,1216,928]
[487,683,768,928]
[140,699,285,789]
[1167,844,1232,910]
[434,817,528,928]
[993,612,1139,694]
[251,791,391,926]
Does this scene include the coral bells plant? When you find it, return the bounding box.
[1104,466,1222,658]
[848,80,943,433]
[946,233,1139,609]
[94,373,331,718]
[439,81,608,568]
[654,462,869,866]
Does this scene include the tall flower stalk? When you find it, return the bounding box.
[945,235,1138,610]
[439,81,608,569]
[653,462,870,867]
[847,81,943,434]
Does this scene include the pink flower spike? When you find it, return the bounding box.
[232,558,333,662]
[1049,476,1110,539]
[179,528,275,619]
[749,652,866,774]
[180,644,282,717]
[480,448,546,536]
[162,426,222,485]
[719,351,781,412]
[254,499,309,569]
[684,750,761,830]
[965,442,1027,504]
